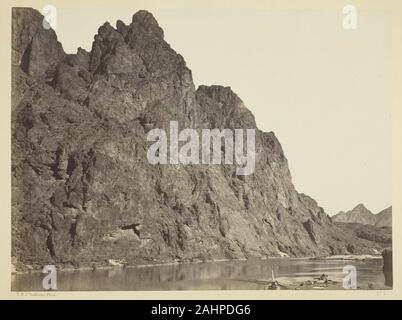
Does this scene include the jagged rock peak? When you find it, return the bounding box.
[94,10,163,40]
[87,9,184,75]
[354,203,368,210]
[332,203,377,225]
[131,10,164,39]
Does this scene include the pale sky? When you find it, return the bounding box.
[44,6,391,215]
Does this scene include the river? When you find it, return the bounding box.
[11,257,388,291]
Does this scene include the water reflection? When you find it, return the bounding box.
[11,258,385,291]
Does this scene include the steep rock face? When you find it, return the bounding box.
[12,8,381,270]
[12,8,65,78]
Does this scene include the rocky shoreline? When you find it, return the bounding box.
[12,253,385,275]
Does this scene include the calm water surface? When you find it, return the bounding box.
[12,258,386,291]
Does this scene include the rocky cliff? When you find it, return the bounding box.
[11,8,384,270]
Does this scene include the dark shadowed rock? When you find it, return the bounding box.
[375,206,392,228]
[12,8,65,78]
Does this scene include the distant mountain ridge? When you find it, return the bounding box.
[333,204,392,227]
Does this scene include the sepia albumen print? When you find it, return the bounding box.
[11,3,392,291]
